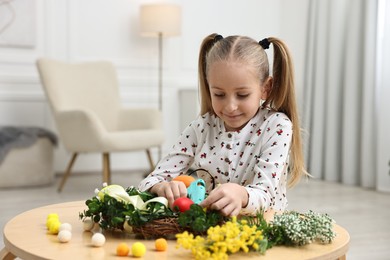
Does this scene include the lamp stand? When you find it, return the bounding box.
[158,32,163,111]
[157,32,163,159]
[140,3,181,163]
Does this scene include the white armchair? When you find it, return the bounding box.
[36,58,164,192]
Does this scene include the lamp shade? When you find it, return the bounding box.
[140,4,181,37]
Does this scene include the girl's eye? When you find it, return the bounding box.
[237,94,249,98]
[213,93,225,98]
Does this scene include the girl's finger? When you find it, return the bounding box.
[163,187,175,206]
[178,182,188,197]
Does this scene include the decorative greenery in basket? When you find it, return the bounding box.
[79,184,226,239]
[79,183,337,258]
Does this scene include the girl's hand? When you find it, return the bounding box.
[199,183,249,217]
[150,181,187,208]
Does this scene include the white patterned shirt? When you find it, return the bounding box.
[138,107,292,215]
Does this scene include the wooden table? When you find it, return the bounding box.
[1,201,349,260]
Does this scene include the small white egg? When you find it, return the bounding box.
[57,230,72,243]
[91,233,105,247]
[83,219,95,231]
[59,223,72,232]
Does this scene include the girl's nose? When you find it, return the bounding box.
[224,98,238,113]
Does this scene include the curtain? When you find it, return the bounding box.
[376,0,390,192]
[302,0,378,189]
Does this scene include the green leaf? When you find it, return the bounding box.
[177,204,226,233]
[258,239,268,254]
[93,215,101,223]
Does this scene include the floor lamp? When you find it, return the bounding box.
[140,3,181,159]
[139,3,181,111]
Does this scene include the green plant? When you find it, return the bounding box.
[78,186,225,234]
[177,210,336,259]
[79,185,336,252]
[270,210,336,246]
[177,204,228,233]
[176,216,268,260]
[243,210,336,248]
[79,187,176,230]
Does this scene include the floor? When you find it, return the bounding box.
[1,171,390,259]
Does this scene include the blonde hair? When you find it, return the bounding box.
[198,33,308,186]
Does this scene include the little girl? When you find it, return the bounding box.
[138,33,307,217]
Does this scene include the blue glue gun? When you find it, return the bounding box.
[187,179,206,204]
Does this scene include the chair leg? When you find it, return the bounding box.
[102,153,111,184]
[58,153,78,192]
[146,149,155,172]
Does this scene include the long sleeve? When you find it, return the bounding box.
[138,118,201,192]
[240,113,292,214]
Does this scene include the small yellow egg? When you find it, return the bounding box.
[47,213,59,220]
[132,242,146,257]
[46,218,55,229]
[46,214,60,229]
[49,220,61,234]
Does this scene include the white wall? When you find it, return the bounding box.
[0,0,309,173]
[280,0,310,107]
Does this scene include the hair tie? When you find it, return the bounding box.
[259,38,270,49]
[214,34,223,43]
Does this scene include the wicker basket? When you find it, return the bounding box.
[132,217,184,239]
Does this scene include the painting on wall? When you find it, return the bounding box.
[0,0,36,48]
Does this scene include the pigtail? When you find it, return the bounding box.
[264,38,293,117]
[198,33,219,115]
[267,37,308,186]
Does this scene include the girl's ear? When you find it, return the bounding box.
[261,76,273,100]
